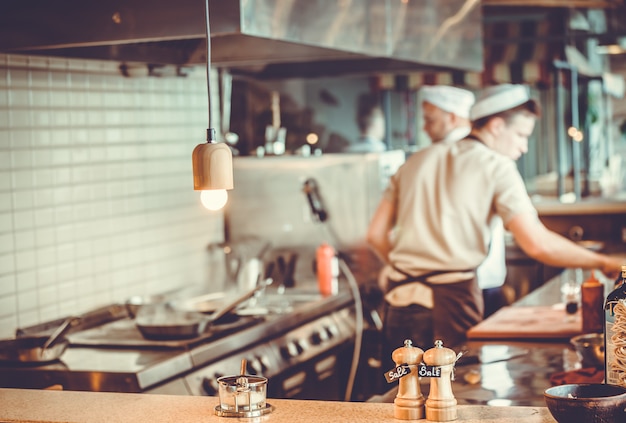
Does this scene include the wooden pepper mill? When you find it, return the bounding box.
[393,339,425,420]
[423,340,457,422]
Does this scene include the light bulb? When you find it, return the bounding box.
[200,189,228,210]
[306,132,319,145]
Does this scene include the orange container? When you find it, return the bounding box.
[581,271,604,334]
[316,243,338,296]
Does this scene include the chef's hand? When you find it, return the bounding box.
[600,255,624,280]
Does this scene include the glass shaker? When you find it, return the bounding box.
[560,268,583,322]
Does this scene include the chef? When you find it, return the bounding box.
[367,84,624,361]
[420,85,474,145]
[342,95,387,153]
[420,85,508,317]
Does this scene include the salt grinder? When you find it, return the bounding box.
[393,339,425,420]
[423,340,457,422]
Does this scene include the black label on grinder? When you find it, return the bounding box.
[384,363,411,383]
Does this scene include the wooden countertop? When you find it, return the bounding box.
[532,192,626,216]
[0,388,557,422]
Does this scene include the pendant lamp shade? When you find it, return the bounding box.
[192,141,234,191]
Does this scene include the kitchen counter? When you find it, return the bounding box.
[0,388,557,422]
[370,270,611,407]
[533,192,626,216]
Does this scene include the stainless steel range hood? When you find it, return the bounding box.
[0,0,483,79]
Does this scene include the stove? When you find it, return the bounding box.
[0,286,357,401]
[67,314,262,350]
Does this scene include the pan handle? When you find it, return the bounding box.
[209,278,273,324]
[42,317,80,350]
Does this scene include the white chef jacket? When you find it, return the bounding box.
[381,138,536,309]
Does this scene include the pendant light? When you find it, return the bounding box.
[192,0,234,210]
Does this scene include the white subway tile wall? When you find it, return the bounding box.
[0,54,226,338]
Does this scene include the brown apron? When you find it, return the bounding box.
[386,268,484,347]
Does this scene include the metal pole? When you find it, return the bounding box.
[570,68,582,200]
[554,65,565,198]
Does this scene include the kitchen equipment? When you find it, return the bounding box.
[226,152,405,249]
[391,339,425,420]
[544,383,626,423]
[0,317,77,363]
[135,305,210,340]
[172,291,228,314]
[125,286,208,318]
[208,238,271,289]
[1,261,357,400]
[238,257,262,292]
[423,340,458,422]
[467,305,582,340]
[125,294,170,319]
[215,359,273,418]
[316,243,338,296]
[570,333,604,368]
[303,178,329,223]
[274,253,298,289]
[136,278,273,340]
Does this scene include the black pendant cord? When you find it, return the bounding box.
[204,0,216,143]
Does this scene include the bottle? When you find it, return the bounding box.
[604,265,626,387]
[581,270,604,333]
[316,243,338,296]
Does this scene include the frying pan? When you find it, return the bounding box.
[136,278,273,340]
[0,317,78,364]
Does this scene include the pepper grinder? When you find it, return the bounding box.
[423,340,457,422]
[393,339,425,420]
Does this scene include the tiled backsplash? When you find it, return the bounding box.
[0,54,225,337]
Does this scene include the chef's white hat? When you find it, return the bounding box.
[470,84,531,121]
[420,85,475,118]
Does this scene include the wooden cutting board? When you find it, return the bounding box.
[467,305,583,340]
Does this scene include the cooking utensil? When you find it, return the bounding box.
[570,333,604,368]
[0,317,78,363]
[41,316,75,350]
[125,293,169,319]
[135,304,209,340]
[136,278,273,340]
[238,257,262,292]
[281,253,298,288]
[544,383,626,423]
[172,291,228,314]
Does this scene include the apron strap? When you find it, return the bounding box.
[388,265,474,291]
